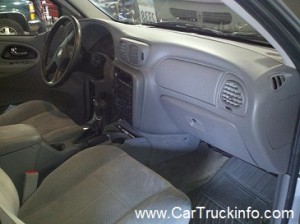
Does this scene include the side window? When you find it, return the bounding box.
[0,0,60,36]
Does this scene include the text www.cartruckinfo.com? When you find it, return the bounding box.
[135,206,294,220]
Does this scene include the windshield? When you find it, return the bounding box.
[89,0,267,45]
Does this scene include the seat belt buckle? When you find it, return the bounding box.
[22,170,39,203]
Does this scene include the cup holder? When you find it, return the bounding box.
[110,133,130,144]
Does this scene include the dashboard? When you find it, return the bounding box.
[79,18,300,175]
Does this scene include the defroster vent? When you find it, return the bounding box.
[221,80,244,108]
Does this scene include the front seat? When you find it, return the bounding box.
[0,100,82,144]
[0,145,191,224]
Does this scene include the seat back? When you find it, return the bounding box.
[0,169,24,224]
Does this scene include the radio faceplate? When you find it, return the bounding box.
[114,67,133,124]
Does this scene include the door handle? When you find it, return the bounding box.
[10,47,29,57]
[2,45,37,59]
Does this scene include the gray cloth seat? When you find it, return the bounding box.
[0,145,191,224]
[0,100,82,144]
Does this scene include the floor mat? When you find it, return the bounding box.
[150,143,228,192]
[189,158,277,224]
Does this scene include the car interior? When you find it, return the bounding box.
[0,0,299,223]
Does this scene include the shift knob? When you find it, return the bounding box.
[93,99,107,118]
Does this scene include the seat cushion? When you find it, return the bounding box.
[18,145,191,224]
[0,101,82,144]
[0,169,25,224]
[0,168,19,216]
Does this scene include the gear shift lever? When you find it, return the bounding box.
[73,98,108,145]
[93,98,107,130]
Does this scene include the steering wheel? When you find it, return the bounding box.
[42,16,81,87]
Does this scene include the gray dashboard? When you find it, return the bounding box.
[81,18,300,174]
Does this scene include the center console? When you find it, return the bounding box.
[111,65,200,166]
[0,124,82,198]
[0,124,41,197]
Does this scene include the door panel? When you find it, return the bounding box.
[0,43,39,77]
[0,34,91,124]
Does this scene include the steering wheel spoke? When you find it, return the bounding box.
[41,16,81,87]
[46,56,57,72]
[52,69,64,83]
[66,45,75,58]
[59,31,75,49]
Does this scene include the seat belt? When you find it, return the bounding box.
[22,171,39,203]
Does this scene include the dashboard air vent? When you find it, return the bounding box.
[270,74,286,90]
[128,44,140,64]
[119,38,150,66]
[119,41,127,61]
[220,80,244,108]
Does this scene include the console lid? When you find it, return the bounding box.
[0,124,41,156]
